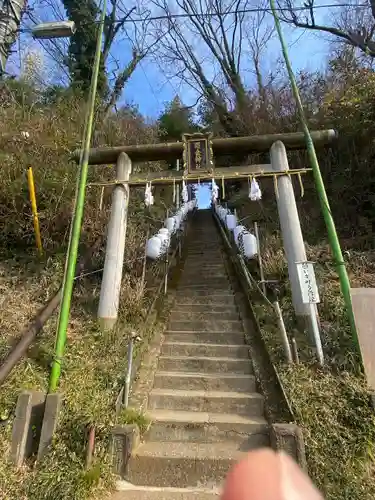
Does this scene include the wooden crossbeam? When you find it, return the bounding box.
[73,129,337,165]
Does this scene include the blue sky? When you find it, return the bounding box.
[11,1,335,119]
[123,24,330,118]
[196,183,212,209]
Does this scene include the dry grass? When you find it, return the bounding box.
[230,191,375,500]
[0,87,172,498]
[0,244,168,500]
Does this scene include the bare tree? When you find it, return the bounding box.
[150,0,275,135]
[103,4,163,117]
[245,0,275,104]
[23,0,161,111]
[150,0,253,134]
[280,0,375,57]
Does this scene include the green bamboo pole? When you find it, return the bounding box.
[269,0,360,358]
[49,0,108,392]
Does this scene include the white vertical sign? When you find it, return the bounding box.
[296,261,324,365]
[296,261,320,304]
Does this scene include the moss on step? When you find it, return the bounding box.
[118,409,150,436]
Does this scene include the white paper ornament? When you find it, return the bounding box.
[249,178,262,201]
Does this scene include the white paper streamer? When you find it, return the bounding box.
[250,178,262,201]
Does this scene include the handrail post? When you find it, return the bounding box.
[254,222,266,296]
[98,153,132,330]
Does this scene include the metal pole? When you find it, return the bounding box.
[164,249,169,295]
[0,289,61,385]
[27,166,43,256]
[254,222,266,296]
[85,425,95,470]
[49,0,107,392]
[98,153,132,330]
[123,336,134,407]
[270,141,310,319]
[176,158,180,209]
[291,337,299,364]
[273,300,293,363]
[141,228,149,291]
[309,303,324,365]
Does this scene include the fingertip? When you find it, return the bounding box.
[221,448,281,500]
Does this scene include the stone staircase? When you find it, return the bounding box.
[113,211,272,499]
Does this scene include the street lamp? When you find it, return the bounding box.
[31,21,76,40]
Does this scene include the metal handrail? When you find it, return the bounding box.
[122,213,194,409]
[213,210,293,364]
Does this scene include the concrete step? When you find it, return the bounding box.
[148,388,264,415]
[177,282,231,289]
[174,295,236,305]
[177,284,231,292]
[146,409,270,446]
[153,371,256,392]
[168,320,243,332]
[164,331,245,345]
[185,254,223,259]
[186,249,223,254]
[178,278,228,287]
[183,263,226,270]
[161,342,249,359]
[181,268,226,275]
[183,260,224,267]
[179,272,226,281]
[126,441,246,487]
[181,272,227,279]
[176,289,234,297]
[170,310,239,321]
[187,248,222,254]
[158,355,253,374]
[171,304,237,314]
[187,241,221,246]
[112,484,219,499]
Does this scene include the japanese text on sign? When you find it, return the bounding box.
[296,261,320,304]
[188,139,206,171]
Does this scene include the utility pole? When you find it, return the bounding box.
[0,0,27,78]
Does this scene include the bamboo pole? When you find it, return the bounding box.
[27,167,43,256]
[49,0,108,392]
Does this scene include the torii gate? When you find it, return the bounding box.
[72,129,336,331]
